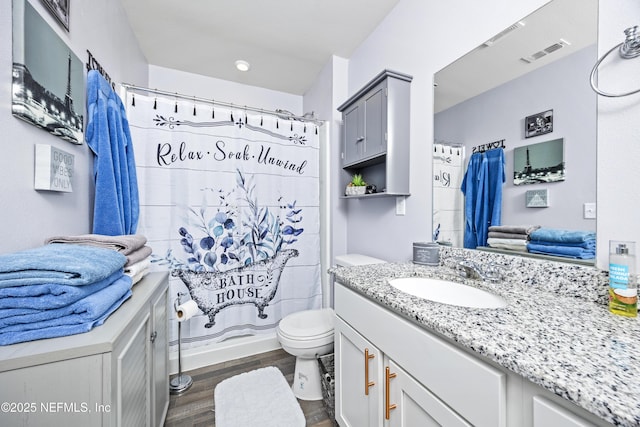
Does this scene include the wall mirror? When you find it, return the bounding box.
[433,0,598,264]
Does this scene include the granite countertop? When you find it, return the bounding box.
[331,247,640,427]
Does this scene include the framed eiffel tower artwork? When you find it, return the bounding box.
[513,138,565,186]
[12,0,84,144]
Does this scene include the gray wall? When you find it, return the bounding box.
[435,45,597,232]
[0,0,148,254]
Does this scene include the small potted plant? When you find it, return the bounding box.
[346,173,367,196]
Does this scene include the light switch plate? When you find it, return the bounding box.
[584,202,596,219]
[396,196,406,215]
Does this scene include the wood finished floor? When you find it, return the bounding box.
[164,349,334,427]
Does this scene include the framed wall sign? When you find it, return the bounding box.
[525,109,553,138]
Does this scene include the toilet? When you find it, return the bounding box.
[276,253,386,400]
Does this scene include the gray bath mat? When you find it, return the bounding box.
[214,366,305,427]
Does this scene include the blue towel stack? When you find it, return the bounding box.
[0,244,131,345]
[527,228,596,260]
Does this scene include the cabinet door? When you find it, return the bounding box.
[386,358,472,427]
[343,102,364,166]
[151,288,169,427]
[335,316,383,427]
[532,396,596,427]
[118,313,150,427]
[363,83,387,159]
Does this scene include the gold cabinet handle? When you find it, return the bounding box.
[385,366,397,420]
[364,348,375,395]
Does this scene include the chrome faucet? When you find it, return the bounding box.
[455,259,503,282]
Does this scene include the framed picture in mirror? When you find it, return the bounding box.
[514,138,565,186]
[525,109,553,138]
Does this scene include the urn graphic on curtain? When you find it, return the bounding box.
[126,92,321,349]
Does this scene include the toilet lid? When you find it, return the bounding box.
[278,308,334,339]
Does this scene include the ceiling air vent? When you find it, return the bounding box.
[482,21,525,47]
[520,38,571,64]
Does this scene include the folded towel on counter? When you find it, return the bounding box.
[0,244,126,289]
[128,267,149,286]
[125,257,151,285]
[124,257,150,277]
[0,308,39,321]
[125,245,152,266]
[0,275,132,334]
[488,225,540,235]
[527,242,595,259]
[487,238,528,251]
[0,284,132,346]
[0,270,123,310]
[529,228,595,244]
[487,231,531,240]
[45,234,147,255]
[528,239,596,250]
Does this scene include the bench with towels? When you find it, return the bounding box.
[0,234,152,346]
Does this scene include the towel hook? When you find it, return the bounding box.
[590,26,640,97]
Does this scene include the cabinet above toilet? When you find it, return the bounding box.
[338,70,412,198]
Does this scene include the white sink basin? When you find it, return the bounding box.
[389,277,507,309]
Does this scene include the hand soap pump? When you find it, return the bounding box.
[609,241,638,317]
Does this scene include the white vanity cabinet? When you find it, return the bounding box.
[0,272,169,427]
[521,380,607,427]
[532,396,597,427]
[336,315,472,427]
[335,283,506,427]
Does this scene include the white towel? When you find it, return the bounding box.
[487,237,528,251]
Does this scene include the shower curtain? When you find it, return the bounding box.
[432,143,465,247]
[126,92,321,350]
[461,148,505,249]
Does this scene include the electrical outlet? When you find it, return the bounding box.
[396,196,406,215]
[583,202,596,219]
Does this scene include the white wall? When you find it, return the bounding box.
[148,65,302,114]
[435,45,597,232]
[302,55,350,304]
[0,0,147,254]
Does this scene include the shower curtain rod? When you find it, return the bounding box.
[120,83,322,124]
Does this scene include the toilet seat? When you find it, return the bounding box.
[277,308,334,340]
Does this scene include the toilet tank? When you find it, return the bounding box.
[330,254,386,308]
[335,253,386,267]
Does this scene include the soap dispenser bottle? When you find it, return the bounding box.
[609,241,638,317]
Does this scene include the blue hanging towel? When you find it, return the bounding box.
[461,152,487,249]
[85,70,139,235]
[460,148,505,248]
[484,148,505,240]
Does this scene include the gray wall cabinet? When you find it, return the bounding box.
[0,272,170,427]
[338,69,412,198]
